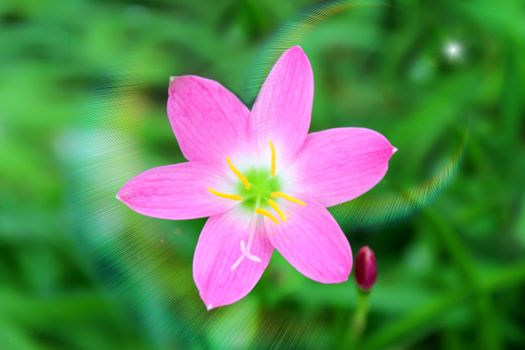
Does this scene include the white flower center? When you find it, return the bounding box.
[207,141,307,270]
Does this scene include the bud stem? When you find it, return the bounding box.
[352,290,370,337]
[345,289,370,347]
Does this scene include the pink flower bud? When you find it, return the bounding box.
[355,246,377,292]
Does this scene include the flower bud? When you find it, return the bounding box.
[355,246,377,292]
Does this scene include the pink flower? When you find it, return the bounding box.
[117,46,396,309]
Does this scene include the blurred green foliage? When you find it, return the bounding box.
[1,0,525,349]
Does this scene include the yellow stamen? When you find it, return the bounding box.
[226,156,251,189]
[255,208,279,224]
[267,199,286,222]
[271,192,307,206]
[208,188,242,201]
[269,141,276,176]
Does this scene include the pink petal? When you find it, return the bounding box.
[117,162,236,220]
[265,198,352,283]
[193,209,273,309]
[250,46,314,165]
[168,76,250,162]
[290,128,396,207]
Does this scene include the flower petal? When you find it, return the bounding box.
[290,128,396,207]
[168,75,250,162]
[250,46,314,164]
[193,209,273,309]
[117,162,236,220]
[265,198,352,283]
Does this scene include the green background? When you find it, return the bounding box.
[1,0,525,349]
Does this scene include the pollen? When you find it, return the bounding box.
[226,156,251,189]
[267,199,286,222]
[208,188,243,201]
[255,208,280,224]
[271,192,306,206]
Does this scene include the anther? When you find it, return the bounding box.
[255,208,280,224]
[271,192,306,206]
[226,156,251,189]
[267,199,286,222]
[269,141,276,176]
[208,188,243,201]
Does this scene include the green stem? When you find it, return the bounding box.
[345,290,370,347]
